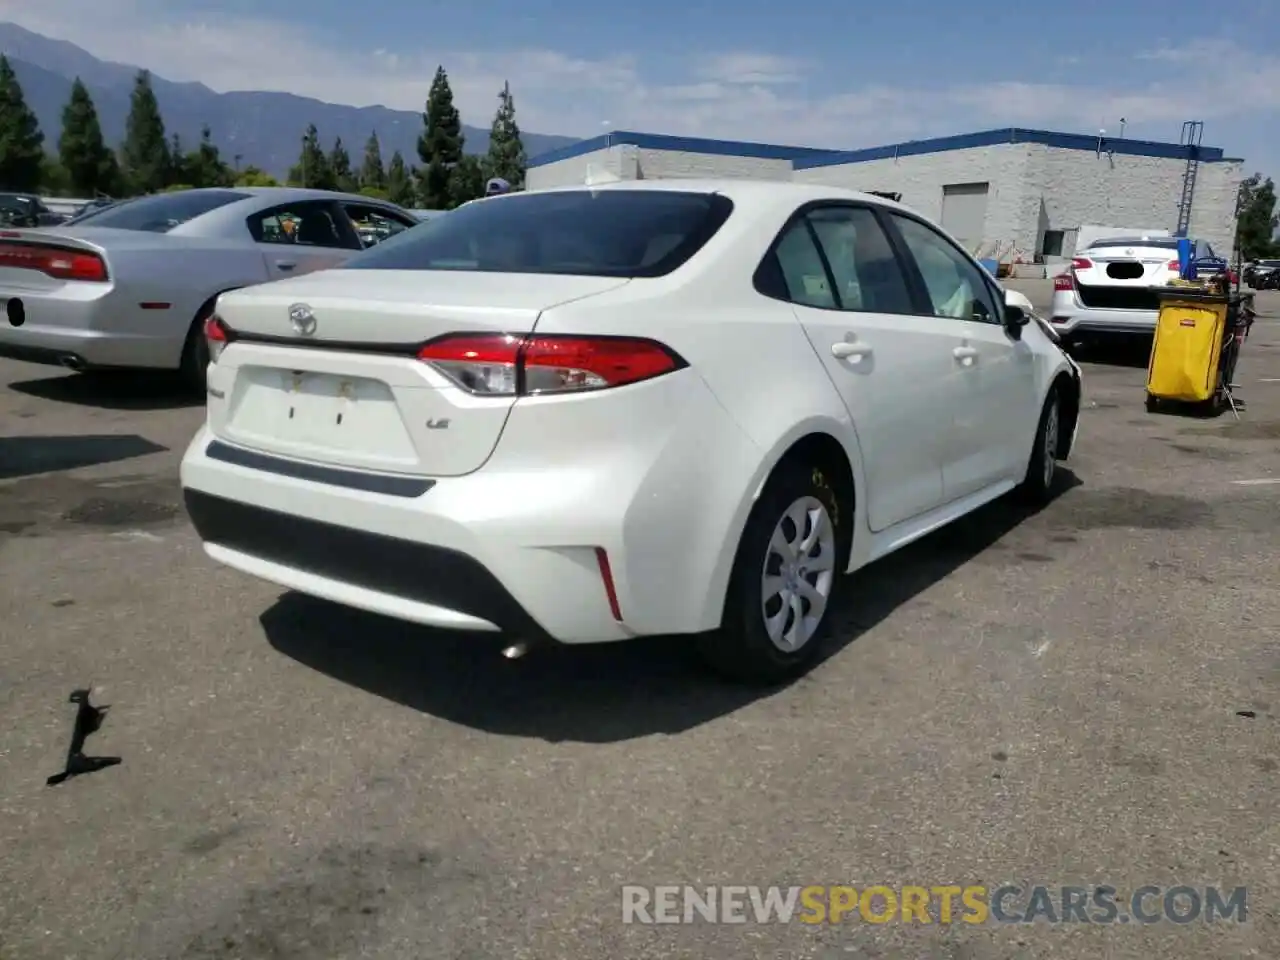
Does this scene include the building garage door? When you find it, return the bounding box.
[940,182,989,249]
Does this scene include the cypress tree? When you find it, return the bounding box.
[0,55,46,191]
[386,150,416,207]
[121,70,171,193]
[359,131,386,191]
[329,136,356,192]
[484,81,527,189]
[416,65,464,209]
[59,78,119,196]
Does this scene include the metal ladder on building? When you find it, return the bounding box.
[1175,120,1204,236]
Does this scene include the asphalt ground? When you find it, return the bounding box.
[1,285,1277,960]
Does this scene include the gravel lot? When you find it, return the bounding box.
[1,284,1277,960]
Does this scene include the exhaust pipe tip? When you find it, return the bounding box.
[501,641,531,660]
[59,355,86,372]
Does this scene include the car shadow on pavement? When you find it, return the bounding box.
[0,434,168,481]
[1068,337,1153,369]
[261,470,1081,743]
[9,371,204,410]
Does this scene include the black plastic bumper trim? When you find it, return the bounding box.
[205,440,435,498]
[0,341,84,368]
[182,489,555,642]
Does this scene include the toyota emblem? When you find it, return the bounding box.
[289,303,316,336]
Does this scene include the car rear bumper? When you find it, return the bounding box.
[0,289,183,368]
[1048,292,1158,337]
[180,372,759,643]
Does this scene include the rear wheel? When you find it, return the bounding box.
[698,463,849,685]
[179,303,214,395]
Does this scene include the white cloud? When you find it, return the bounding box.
[1,1,1277,157]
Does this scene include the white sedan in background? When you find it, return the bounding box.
[0,187,420,390]
[1049,235,1228,347]
[180,180,1081,684]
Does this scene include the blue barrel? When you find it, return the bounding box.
[978,258,999,277]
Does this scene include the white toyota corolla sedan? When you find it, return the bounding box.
[180,180,1082,684]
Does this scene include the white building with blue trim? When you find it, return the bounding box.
[526,127,1243,265]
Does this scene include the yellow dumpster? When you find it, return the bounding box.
[1145,287,1232,411]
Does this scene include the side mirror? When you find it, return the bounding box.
[1003,303,1029,339]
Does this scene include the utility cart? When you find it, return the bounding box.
[1145,284,1254,417]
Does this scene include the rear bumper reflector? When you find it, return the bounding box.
[594,547,624,622]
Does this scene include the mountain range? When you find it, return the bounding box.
[0,22,580,181]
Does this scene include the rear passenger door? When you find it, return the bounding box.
[886,212,1037,499]
[246,200,361,278]
[759,203,953,532]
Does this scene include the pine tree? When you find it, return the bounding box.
[359,131,386,191]
[416,65,465,209]
[183,125,232,188]
[58,77,119,196]
[0,55,46,191]
[449,155,485,207]
[287,124,333,189]
[484,81,527,189]
[329,136,356,192]
[386,150,416,207]
[121,70,171,193]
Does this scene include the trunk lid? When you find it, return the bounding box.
[1076,245,1177,288]
[209,270,631,477]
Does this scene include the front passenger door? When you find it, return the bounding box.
[763,204,952,532]
[887,213,1037,499]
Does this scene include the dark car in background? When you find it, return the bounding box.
[1244,258,1280,288]
[0,192,65,227]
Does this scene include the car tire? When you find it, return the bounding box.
[179,305,213,395]
[698,462,850,685]
[1015,385,1062,506]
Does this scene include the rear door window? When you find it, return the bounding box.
[342,190,734,277]
[804,206,914,314]
[247,201,358,250]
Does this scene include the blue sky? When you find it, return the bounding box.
[2,0,1278,176]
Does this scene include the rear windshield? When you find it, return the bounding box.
[72,189,249,232]
[1088,238,1179,250]
[342,189,734,277]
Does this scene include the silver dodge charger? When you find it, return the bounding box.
[0,187,422,391]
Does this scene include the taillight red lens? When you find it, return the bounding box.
[204,314,230,363]
[417,333,684,396]
[1071,257,1092,271]
[0,243,107,281]
[1167,259,1181,272]
[1053,273,1074,291]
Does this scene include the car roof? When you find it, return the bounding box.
[507,178,915,214]
[202,186,391,205]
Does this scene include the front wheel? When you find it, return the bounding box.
[1015,386,1061,506]
[698,464,849,685]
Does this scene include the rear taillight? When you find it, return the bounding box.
[204,314,230,363]
[1167,259,1181,272]
[1071,257,1092,271]
[1053,273,1074,291]
[0,243,107,281]
[417,333,686,397]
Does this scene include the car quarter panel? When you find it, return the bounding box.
[532,266,866,631]
[104,242,273,366]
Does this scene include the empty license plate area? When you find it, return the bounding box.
[225,366,418,466]
[1106,261,1146,280]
